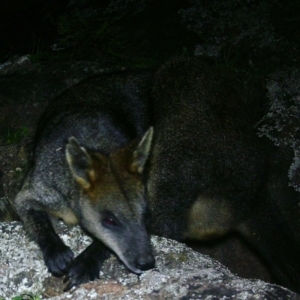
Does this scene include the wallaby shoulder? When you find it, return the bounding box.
[35,70,154,147]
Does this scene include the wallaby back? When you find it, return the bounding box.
[147,57,300,292]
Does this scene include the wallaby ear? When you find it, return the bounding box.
[66,137,92,189]
[131,127,154,174]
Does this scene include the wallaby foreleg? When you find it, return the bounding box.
[63,240,110,291]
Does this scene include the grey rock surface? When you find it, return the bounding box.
[0,222,299,300]
[258,66,300,192]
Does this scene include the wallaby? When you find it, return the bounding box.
[14,71,155,291]
[146,57,300,293]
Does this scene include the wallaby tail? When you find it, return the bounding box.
[241,196,300,293]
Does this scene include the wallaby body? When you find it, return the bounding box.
[147,57,300,292]
[14,71,155,291]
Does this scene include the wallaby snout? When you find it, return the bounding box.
[134,252,155,271]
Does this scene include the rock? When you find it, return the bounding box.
[258,66,300,192]
[0,222,298,300]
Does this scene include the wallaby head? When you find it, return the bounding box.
[65,127,155,274]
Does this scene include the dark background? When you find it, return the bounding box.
[1,0,299,70]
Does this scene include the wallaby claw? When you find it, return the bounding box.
[62,250,103,291]
[44,243,74,277]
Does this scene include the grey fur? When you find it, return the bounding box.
[14,71,155,291]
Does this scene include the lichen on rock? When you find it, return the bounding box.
[258,66,300,191]
[0,222,298,299]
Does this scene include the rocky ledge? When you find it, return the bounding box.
[0,222,298,300]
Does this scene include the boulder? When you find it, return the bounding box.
[0,222,298,300]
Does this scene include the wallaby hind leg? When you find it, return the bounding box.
[185,195,237,240]
[24,209,74,276]
[63,240,110,291]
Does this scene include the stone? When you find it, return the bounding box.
[0,222,298,300]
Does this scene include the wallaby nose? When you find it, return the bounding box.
[135,253,155,271]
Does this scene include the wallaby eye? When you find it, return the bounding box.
[104,217,117,226]
[101,211,122,229]
[102,211,119,228]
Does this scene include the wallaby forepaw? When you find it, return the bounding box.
[63,255,101,291]
[44,243,74,277]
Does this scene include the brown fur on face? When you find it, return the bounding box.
[65,127,153,224]
[64,129,154,275]
[68,134,149,200]
[82,149,144,205]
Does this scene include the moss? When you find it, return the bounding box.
[9,294,41,300]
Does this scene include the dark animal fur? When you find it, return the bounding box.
[147,57,300,293]
[14,71,155,291]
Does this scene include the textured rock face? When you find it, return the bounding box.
[0,222,299,300]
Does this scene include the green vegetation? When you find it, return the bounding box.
[0,127,29,145]
[0,197,18,222]
[0,294,41,300]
